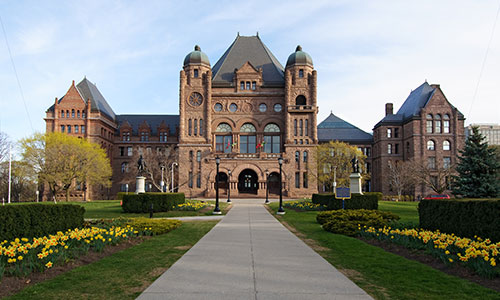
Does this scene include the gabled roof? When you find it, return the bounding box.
[318,112,373,143]
[46,78,116,121]
[396,82,435,119]
[76,78,116,120]
[115,114,179,136]
[211,35,285,86]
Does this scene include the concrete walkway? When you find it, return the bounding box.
[138,199,372,300]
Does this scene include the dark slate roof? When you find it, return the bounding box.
[115,114,179,136]
[317,112,373,143]
[211,35,285,86]
[76,78,116,120]
[396,82,435,119]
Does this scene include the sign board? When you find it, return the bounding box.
[335,187,351,199]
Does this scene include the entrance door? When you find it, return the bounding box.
[238,169,258,194]
[268,172,280,195]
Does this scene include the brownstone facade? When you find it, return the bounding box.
[43,36,466,201]
[371,83,465,197]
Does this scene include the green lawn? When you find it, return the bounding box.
[270,202,499,299]
[378,200,419,225]
[12,200,230,219]
[5,221,217,300]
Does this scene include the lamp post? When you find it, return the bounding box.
[265,170,270,204]
[170,162,178,192]
[227,170,232,203]
[277,156,285,215]
[160,165,165,192]
[213,156,221,214]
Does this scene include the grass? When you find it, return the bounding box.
[270,202,500,299]
[378,200,419,225]
[10,200,230,219]
[5,221,218,300]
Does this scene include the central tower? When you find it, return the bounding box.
[178,35,317,198]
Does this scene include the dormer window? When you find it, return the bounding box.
[194,69,199,78]
[240,81,245,90]
[299,69,304,78]
[61,110,65,118]
[141,132,149,141]
[77,110,80,118]
[246,82,250,90]
[82,110,86,118]
[160,132,167,142]
[252,81,256,90]
[122,132,130,141]
[71,109,75,118]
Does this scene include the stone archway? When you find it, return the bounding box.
[238,169,258,194]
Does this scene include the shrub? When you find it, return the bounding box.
[419,199,500,242]
[125,218,182,235]
[311,193,378,210]
[122,193,185,213]
[0,204,84,242]
[317,209,399,236]
[116,192,127,201]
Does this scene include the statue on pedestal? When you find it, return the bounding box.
[137,155,146,176]
[351,157,359,173]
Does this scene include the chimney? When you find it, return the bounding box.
[385,103,393,116]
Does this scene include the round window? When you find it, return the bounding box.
[274,103,282,112]
[214,103,222,112]
[259,103,267,112]
[229,103,238,112]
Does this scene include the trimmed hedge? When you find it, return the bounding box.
[311,193,378,210]
[0,204,84,241]
[122,193,185,213]
[317,209,400,236]
[419,199,500,242]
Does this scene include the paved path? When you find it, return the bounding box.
[138,199,372,300]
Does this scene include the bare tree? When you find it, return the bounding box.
[128,146,178,191]
[0,132,10,163]
[411,157,455,194]
[387,160,416,201]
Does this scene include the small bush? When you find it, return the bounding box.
[0,204,84,242]
[125,218,182,235]
[317,209,400,236]
[116,192,127,201]
[122,193,185,213]
[419,199,500,242]
[311,193,378,210]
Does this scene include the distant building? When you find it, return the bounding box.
[466,124,500,145]
[371,82,465,197]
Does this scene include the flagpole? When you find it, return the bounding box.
[8,143,12,204]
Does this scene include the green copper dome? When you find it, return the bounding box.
[286,45,313,67]
[183,45,210,67]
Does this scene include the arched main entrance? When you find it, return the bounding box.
[238,169,258,194]
[268,172,280,195]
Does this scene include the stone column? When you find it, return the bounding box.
[135,176,146,194]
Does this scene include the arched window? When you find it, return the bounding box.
[435,114,442,133]
[199,119,203,135]
[61,125,65,132]
[299,69,304,78]
[264,123,281,153]
[426,114,433,133]
[66,110,70,118]
[295,95,306,106]
[295,151,300,162]
[189,151,193,162]
[82,110,86,118]
[305,119,309,136]
[196,150,201,162]
[194,69,199,78]
[443,140,450,151]
[188,119,192,136]
[61,110,64,118]
[215,123,232,153]
[443,114,450,133]
[303,151,308,162]
[71,109,75,118]
[240,123,256,154]
[294,119,298,136]
[77,110,80,118]
[240,81,245,90]
[194,118,198,135]
[299,119,303,136]
[427,140,435,151]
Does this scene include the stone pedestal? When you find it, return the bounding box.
[135,176,146,194]
[349,173,363,195]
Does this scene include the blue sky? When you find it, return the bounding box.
[1,0,499,144]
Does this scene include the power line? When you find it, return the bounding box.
[0,14,34,132]
[468,0,500,120]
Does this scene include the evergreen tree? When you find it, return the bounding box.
[452,126,500,197]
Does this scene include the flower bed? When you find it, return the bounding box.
[173,201,208,211]
[0,219,181,280]
[359,226,499,278]
[283,200,324,211]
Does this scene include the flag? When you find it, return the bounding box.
[226,140,230,149]
[231,142,237,148]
